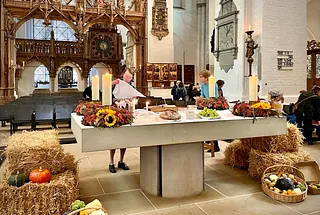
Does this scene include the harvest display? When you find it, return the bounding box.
[75,102,134,128]
[264,172,306,195]
[224,123,312,178]
[0,130,78,215]
[232,101,278,117]
[196,97,229,110]
[64,199,108,215]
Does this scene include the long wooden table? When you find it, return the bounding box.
[71,110,287,198]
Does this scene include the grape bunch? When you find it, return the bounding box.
[199,108,219,118]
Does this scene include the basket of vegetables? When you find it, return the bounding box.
[64,199,108,215]
[262,165,308,203]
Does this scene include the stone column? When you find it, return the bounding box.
[15,78,19,97]
[50,77,55,93]
[83,77,88,89]
[197,0,206,72]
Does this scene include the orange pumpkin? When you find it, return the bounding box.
[29,167,51,183]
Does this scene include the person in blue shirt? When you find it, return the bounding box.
[199,70,221,152]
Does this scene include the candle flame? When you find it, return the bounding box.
[249,25,252,31]
[146,101,150,104]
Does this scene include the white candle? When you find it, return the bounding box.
[132,99,136,112]
[92,76,99,101]
[139,65,142,69]
[146,101,149,111]
[208,75,215,98]
[22,61,25,67]
[10,60,14,66]
[249,76,258,101]
[102,73,112,106]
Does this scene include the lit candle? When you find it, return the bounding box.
[102,73,112,106]
[132,99,136,112]
[248,25,252,31]
[208,75,215,98]
[139,65,142,69]
[146,101,149,111]
[22,61,25,67]
[249,76,258,101]
[10,60,14,66]
[92,76,99,101]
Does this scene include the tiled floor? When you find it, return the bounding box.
[1,125,320,215]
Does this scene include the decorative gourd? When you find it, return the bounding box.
[8,171,25,187]
[29,167,51,183]
[275,177,294,191]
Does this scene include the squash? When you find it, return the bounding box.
[275,177,294,191]
[8,171,25,187]
[29,167,51,183]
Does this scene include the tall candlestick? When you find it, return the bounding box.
[249,76,258,101]
[92,76,99,101]
[146,101,149,111]
[102,73,112,106]
[208,75,215,98]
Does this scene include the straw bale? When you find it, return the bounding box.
[5,130,77,176]
[224,140,251,168]
[248,149,312,180]
[241,123,303,153]
[0,171,78,215]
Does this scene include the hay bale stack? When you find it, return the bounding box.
[0,171,78,215]
[248,149,312,180]
[241,123,303,153]
[224,140,251,168]
[5,130,77,176]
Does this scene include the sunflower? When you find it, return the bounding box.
[96,108,116,117]
[104,114,117,127]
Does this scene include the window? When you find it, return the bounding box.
[34,65,50,88]
[33,19,76,41]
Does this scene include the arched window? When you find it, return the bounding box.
[34,65,50,88]
[58,66,78,88]
[33,19,76,41]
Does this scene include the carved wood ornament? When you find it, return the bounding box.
[0,0,148,103]
[151,0,169,40]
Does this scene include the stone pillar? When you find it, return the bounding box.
[208,0,216,71]
[197,0,206,72]
[50,78,55,93]
[83,77,88,89]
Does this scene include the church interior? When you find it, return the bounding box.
[1,0,320,214]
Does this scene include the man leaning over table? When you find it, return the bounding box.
[109,70,134,173]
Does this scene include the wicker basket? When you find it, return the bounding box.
[261,165,308,203]
[67,207,108,215]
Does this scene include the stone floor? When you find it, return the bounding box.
[1,124,320,215]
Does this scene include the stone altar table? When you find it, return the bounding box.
[71,110,287,198]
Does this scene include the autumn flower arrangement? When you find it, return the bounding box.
[74,101,103,116]
[196,97,229,110]
[232,101,279,117]
[75,102,134,128]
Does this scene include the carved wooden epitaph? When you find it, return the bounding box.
[215,0,239,72]
[151,0,169,40]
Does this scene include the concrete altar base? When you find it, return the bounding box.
[140,142,204,198]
